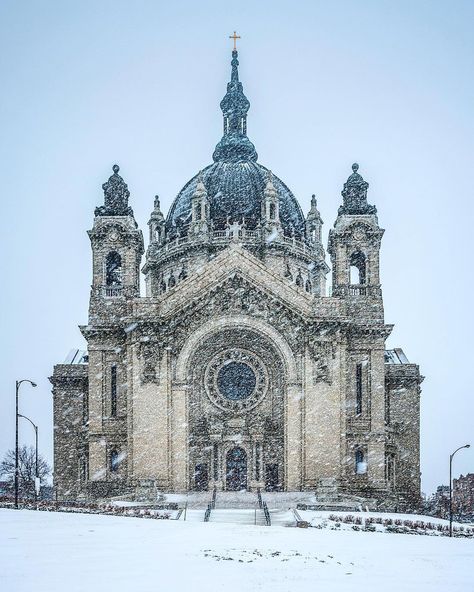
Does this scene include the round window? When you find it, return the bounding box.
[217,361,256,400]
[204,349,268,412]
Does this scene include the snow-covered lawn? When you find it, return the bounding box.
[1,508,472,592]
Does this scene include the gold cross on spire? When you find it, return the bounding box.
[229,31,241,51]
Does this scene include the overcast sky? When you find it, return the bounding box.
[1,0,473,494]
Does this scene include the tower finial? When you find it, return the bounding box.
[212,42,257,163]
[229,31,241,51]
[95,164,133,217]
[338,162,377,216]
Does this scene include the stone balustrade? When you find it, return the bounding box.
[150,228,316,261]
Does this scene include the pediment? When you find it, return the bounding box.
[137,243,313,321]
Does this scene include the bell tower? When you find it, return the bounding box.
[87,165,144,324]
[328,164,384,310]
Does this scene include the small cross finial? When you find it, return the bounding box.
[229,30,241,51]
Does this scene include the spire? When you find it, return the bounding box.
[149,195,164,222]
[95,164,134,217]
[193,171,208,200]
[338,163,377,216]
[307,194,321,221]
[148,195,165,244]
[264,170,277,198]
[306,194,323,243]
[212,49,258,163]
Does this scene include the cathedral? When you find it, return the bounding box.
[51,46,423,509]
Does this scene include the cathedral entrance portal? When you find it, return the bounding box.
[226,447,247,491]
[186,325,287,493]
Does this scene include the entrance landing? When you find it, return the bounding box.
[215,491,259,509]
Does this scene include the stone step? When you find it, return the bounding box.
[208,509,266,526]
[214,492,259,509]
[179,509,206,522]
[269,509,297,527]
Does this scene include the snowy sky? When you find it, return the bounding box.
[1,0,473,495]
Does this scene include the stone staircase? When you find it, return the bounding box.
[180,509,206,522]
[269,509,297,527]
[208,509,267,526]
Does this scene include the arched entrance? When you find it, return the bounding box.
[181,320,294,492]
[226,447,247,491]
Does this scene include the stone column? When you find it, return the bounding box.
[286,382,303,490]
[368,345,386,487]
[170,381,188,491]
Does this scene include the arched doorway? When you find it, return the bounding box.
[226,447,247,491]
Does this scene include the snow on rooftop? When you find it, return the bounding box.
[63,349,88,364]
[384,348,409,364]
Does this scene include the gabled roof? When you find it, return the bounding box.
[135,243,313,321]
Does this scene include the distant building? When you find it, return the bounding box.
[431,484,450,517]
[453,474,474,516]
[50,48,423,510]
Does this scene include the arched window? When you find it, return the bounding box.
[386,453,396,483]
[349,251,366,285]
[269,202,276,220]
[179,266,187,281]
[106,252,122,286]
[159,276,167,294]
[305,280,312,293]
[110,450,120,473]
[154,225,161,242]
[355,449,367,474]
[194,203,201,221]
[296,271,304,287]
[168,273,176,289]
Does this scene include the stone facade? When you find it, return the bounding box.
[50,49,423,509]
[453,474,474,515]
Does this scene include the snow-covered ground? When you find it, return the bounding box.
[1,508,473,592]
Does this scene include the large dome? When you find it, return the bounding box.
[165,49,306,239]
[166,161,305,237]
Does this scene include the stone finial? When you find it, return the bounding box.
[95,164,134,217]
[149,194,164,224]
[338,163,377,216]
[264,170,277,196]
[307,194,321,220]
[193,171,208,200]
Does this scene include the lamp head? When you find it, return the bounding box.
[465,444,471,449]
[31,382,37,388]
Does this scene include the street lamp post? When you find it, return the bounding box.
[18,414,39,504]
[15,379,37,509]
[449,444,471,537]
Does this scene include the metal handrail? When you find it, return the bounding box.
[262,501,271,526]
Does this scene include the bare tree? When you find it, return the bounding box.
[0,446,51,499]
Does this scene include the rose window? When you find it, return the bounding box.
[205,349,267,411]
